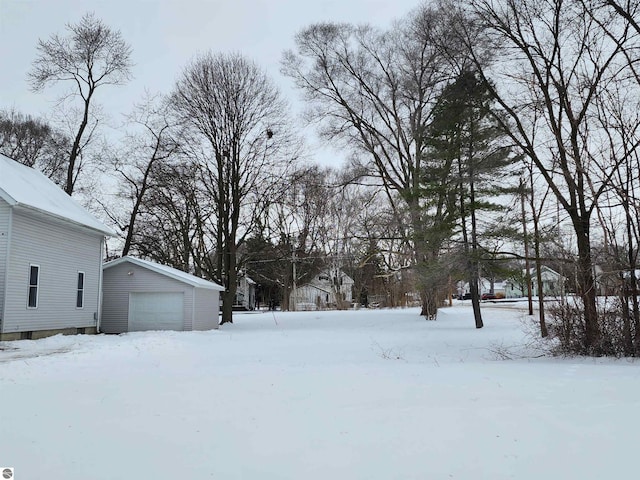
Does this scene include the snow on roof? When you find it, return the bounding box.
[522,266,564,279]
[0,153,114,236]
[104,256,225,291]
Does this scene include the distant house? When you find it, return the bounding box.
[101,256,224,333]
[290,269,354,310]
[233,274,256,310]
[594,265,640,296]
[0,153,114,341]
[456,278,507,298]
[504,266,566,298]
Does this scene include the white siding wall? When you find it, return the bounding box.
[292,285,330,309]
[101,262,195,333]
[192,288,219,331]
[0,200,10,326]
[3,208,103,333]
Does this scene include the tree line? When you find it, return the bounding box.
[2,2,640,355]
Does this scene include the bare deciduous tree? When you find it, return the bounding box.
[110,94,180,257]
[282,5,467,319]
[464,0,640,352]
[171,52,298,324]
[28,12,132,195]
[133,160,209,273]
[0,108,69,184]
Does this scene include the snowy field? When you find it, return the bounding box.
[1,304,639,479]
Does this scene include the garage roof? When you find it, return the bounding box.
[104,256,225,290]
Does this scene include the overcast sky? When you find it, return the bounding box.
[0,0,421,166]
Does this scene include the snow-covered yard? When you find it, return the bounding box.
[1,304,638,479]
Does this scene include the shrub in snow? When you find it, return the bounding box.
[548,298,640,357]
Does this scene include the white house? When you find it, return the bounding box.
[0,153,114,340]
[504,266,566,298]
[456,278,507,298]
[290,269,355,310]
[594,265,640,296]
[233,274,256,310]
[101,256,224,333]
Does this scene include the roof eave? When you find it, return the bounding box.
[14,203,116,237]
[0,187,17,206]
[104,257,224,290]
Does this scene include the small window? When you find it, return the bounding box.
[76,272,85,308]
[28,264,40,308]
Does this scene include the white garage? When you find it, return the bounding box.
[101,256,224,333]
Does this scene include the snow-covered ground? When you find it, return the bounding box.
[1,304,638,479]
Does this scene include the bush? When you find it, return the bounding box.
[548,298,639,357]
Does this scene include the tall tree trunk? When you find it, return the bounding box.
[458,164,483,328]
[625,199,639,353]
[619,270,633,355]
[623,161,640,353]
[469,168,483,329]
[469,274,483,328]
[520,180,534,316]
[533,249,548,337]
[221,242,237,325]
[409,194,440,319]
[531,196,548,337]
[574,224,599,352]
[66,95,93,195]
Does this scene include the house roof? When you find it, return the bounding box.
[315,269,355,284]
[0,153,115,236]
[523,266,564,279]
[103,256,225,291]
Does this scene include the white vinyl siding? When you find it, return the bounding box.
[193,287,219,330]
[2,209,103,333]
[0,200,10,325]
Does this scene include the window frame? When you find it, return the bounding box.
[76,271,85,309]
[27,264,40,309]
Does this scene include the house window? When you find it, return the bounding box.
[28,264,40,308]
[76,272,85,308]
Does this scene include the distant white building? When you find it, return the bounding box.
[456,278,507,298]
[594,266,640,296]
[504,266,566,298]
[290,269,354,310]
[233,274,256,310]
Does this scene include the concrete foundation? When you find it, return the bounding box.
[0,326,97,341]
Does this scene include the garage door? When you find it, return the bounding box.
[128,292,184,332]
